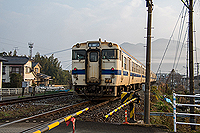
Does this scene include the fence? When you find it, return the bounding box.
[0,87,43,97]
[173,93,200,132]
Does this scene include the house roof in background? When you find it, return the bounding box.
[0,57,7,62]
[1,56,30,65]
[32,62,41,68]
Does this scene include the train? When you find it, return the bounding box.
[72,39,156,97]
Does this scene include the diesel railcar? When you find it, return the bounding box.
[72,39,156,97]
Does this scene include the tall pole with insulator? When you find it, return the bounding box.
[144,0,153,124]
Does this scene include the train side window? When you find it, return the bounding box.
[132,62,134,71]
[124,57,126,70]
[122,55,123,67]
[127,58,129,70]
[119,50,121,60]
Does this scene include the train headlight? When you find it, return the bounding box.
[76,43,80,48]
[111,67,114,71]
[108,42,113,47]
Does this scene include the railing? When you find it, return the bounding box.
[0,88,28,96]
[0,87,43,98]
[173,93,200,132]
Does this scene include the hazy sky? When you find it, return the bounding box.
[0,0,200,70]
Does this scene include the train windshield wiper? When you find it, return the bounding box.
[105,56,110,61]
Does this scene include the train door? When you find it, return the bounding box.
[86,50,101,85]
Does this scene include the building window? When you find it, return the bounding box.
[25,66,30,73]
[35,68,39,73]
[12,67,20,74]
[2,66,5,75]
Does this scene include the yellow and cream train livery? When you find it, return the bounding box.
[72,39,156,97]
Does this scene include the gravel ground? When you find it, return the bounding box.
[0,94,84,122]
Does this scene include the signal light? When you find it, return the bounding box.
[111,67,114,71]
[74,67,77,71]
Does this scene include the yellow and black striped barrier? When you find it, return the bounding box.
[121,92,140,122]
[104,98,137,119]
[33,107,89,133]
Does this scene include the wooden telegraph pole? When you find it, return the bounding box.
[144,0,153,124]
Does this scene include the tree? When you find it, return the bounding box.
[0,52,8,56]
[33,52,71,85]
[13,49,17,56]
[10,73,23,88]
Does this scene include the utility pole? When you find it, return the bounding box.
[188,0,195,130]
[186,43,189,91]
[144,0,153,124]
[197,63,199,92]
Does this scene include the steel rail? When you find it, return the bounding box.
[0,100,90,128]
[0,92,72,106]
[23,97,120,132]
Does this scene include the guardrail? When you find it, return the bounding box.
[173,93,200,132]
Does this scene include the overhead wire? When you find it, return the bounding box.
[156,6,185,74]
[0,36,61,52]
[175,26,188,70]
[173,6,187,69]
[43,48,71,56]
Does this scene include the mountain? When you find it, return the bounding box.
[120,38,200,75]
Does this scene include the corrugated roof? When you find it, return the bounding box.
[1,56,30,65]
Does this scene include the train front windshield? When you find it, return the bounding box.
[102,49,118,59]
[72,50,86,60]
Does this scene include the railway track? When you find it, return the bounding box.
[0,92,73,106]
[0,96,120,132]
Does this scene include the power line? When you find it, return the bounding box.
[175,26,188,69]
[0,37,58,52]
[156,6,185,74]
[43,48,72,56]
[173,7,187,69]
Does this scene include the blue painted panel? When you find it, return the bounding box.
[102,70,121,75]
[123,71,128,76]
[72,69,85,75]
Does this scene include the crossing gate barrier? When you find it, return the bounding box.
[173,93,200,132]
[104,91,140,123]
[33,107,89,133]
